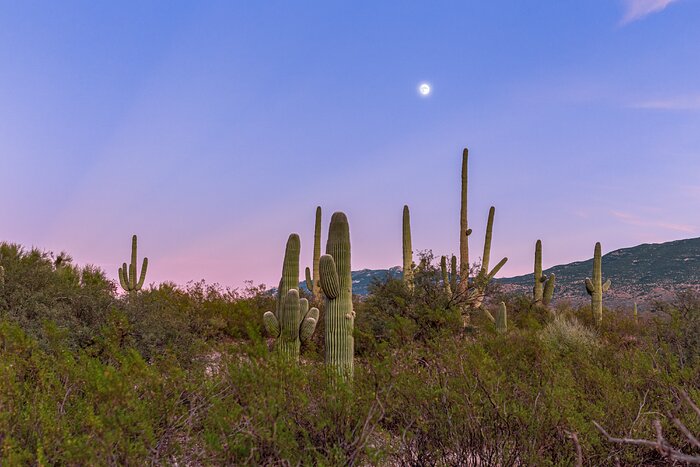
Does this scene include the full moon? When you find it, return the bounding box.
[418,82,431,96]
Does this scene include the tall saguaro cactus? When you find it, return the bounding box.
[585,242,611,326]
[458,148,471,295]
[319,212,354,381]
[264,233,319,361]
[402,205,414,291]
[471,207,508,308]
[450,255,457,294]
[118,235,148,294]
[533,240,556,307]
[305,206,323,303]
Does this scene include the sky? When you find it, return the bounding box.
[1,0,699,290]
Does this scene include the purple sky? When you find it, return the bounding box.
[0,1,699,290]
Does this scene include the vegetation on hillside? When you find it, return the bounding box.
[1,241,699,465]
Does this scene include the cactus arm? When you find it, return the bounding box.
[136,257,148,290]
[602,279,611,292]
[481,206,495,276]
[543,274,556,306]
[585,278,594,295]
[305,266,313,292]
[263,311,280,337]
[300,306,319,343]
[118,264,130,291]
[319,254,340,299]
[299,297,309,319]
[484,309,496,323]
[487,257,508,281]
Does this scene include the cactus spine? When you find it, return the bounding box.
[305,206,323,303]
[495,302,507,333]
[402,205,414,291]
[471,207,508,308]
[585,242,611,326]
[263,234,319,361]
[533,240,556,307]
[458,148,471,295]
[118,235,148,293]
[319,212,354,381]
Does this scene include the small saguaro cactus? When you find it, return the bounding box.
[319,212,354,381]
[450,255,457,294]
[633,302,638,324]
[533,240,556,307]
[585,242,611,326]
[495,302,508,333]
[264,233,319,360]
[471,206,508,308]
[402,205,414,291]
[304,206,323,304]
[440,256,451,295]
[263,289,319,360]
[118,235,148,294]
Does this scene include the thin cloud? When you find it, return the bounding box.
[631,95,700,110]
[621,0,679,24]
[610,210,696,233]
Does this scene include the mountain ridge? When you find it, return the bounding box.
[315,237,700,306]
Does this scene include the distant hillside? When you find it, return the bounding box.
[499,237,700,307]
[305,238,700,307]
[300,266,402,296]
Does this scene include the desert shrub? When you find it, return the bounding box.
[0,242,115,349]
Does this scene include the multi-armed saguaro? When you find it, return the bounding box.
[305,206,323,304]
[402,205,414,291]
[263,234,319,360]
[456,148,507,308]
[319,212,354,381]
[118,235,148,294]
[585,242,611,326]
[533,240,556,307]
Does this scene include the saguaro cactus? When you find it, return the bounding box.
[633,302,638,324]
[441,256,451,295]
[118,235,148,293]
[585,242,611,326]
[495,302,507,333]
[264,233,319,360]
[450,255,457,294]
[319,212,354,380]
[458,148,471,294]
[263,289,319,361]
[402,205,414,291]
[533,240,556,307]
[471,207,508,308]
[305,206,323,304]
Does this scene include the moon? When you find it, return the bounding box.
[418,82,431,96]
